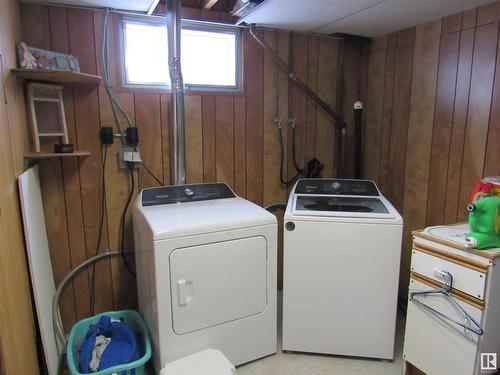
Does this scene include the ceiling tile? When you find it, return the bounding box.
[239,0,496,37]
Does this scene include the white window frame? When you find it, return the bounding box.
[120,16,242,92]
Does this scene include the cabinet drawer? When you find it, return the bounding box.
[403,278,483,375]
[411,248,486,300]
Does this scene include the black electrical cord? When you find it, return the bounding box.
[279,125,302,185]
[291,125,303,174]
[120,166,136,278]
[142,161,163,186]
[90,144,108,315]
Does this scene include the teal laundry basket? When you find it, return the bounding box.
[67,310,151,375]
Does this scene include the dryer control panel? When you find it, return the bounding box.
[295,179,379,196]
[142,183,236,206]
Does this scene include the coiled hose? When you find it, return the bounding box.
[52,251,123,349]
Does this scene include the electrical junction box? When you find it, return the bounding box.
[119,147,142,169]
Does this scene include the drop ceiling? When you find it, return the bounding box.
[238,0,497,37]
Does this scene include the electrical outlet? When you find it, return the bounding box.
[119,147,142,169]
[123,151,142,163]
[100,126,114,145]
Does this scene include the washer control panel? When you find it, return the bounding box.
[142,183,236,206]
[295,179,379,196]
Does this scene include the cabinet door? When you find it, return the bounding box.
[404,278,482,375]
[170,236,268,334]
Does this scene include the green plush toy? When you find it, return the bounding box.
[465,196,500,250]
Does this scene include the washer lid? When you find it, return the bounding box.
[292,195,396,219]
[288,179,400,220]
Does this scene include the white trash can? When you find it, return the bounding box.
[160,349,237,375]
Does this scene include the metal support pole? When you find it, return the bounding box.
[167,0,186,185]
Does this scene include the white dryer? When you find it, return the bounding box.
[282,178,403,359]
[133,183,277,373]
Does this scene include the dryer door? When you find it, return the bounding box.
[169,236,268,334]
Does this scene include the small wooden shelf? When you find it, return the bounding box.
[39,133,66,137]
[12,69,101,85]
[24,151,91,160]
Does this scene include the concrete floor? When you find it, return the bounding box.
[80,292,406,375]
[236,293,405,375]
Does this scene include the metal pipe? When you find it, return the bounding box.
[249,25,345,131]
[353,101,363,179]
[167,0,186,185]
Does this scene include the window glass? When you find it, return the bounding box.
[122,19,240,90]
[124,21,169,85]
[182,28,237,87]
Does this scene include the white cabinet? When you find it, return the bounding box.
[403,226,500,375]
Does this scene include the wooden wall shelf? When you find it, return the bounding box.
[11,69,101,85]
[24,151,91,160]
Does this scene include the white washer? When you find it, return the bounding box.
[133,183,277,373]
[282,178,403,359]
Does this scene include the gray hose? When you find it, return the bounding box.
[265,203,287,212]
[102,9,129,145]
[52,250,122,349]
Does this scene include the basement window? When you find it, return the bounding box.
[122,18,241,91]
[123,20,170,86]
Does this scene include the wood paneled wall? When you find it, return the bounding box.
[0,0,40,373]
[364,1,500,299]
[20,4,366,330]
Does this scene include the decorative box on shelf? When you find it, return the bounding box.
[26,83,69,152]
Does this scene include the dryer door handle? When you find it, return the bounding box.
[177,279,193,306]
